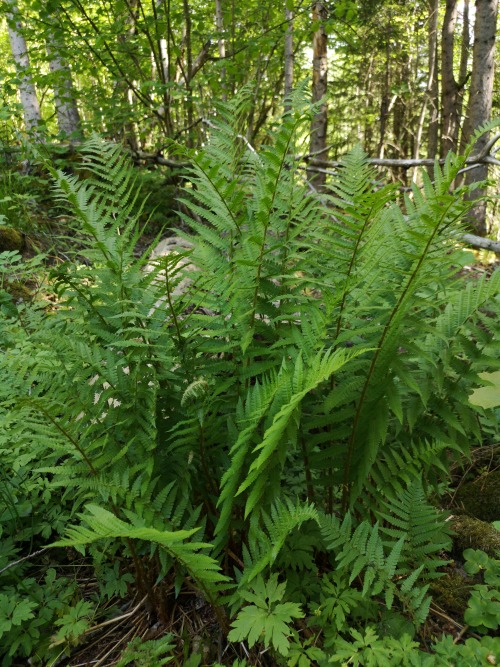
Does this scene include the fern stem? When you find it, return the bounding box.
[341,197,457,511]
[324,210,373,513]
[244,125,298,387]
[300,435,315,503]
[36,405,99,475]
[198,422,219,521]
[333,207,374,341]
[126,536,158,614]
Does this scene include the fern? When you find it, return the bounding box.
[377,477,452,578]
[51,504,228,592]
[321,512,431,622]
[1,96,499,663]
[237,498,319,588]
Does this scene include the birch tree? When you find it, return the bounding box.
[284,1,293,113]
[463,0,499,235]
[4,0,42,135]
[308,1,328,190]
[214,0,226,101]
[45,26,82,138]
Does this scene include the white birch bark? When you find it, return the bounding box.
[307,2,328,190]
[284,3,294,113]
[414,0,438,162]
[215,0,226,101]
[45,27,82,138]
[4,0,42,134]
[464,0,499,235]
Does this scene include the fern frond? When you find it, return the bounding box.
[51,504,228,591]
[239,498,319,587]
[377,477,452,578]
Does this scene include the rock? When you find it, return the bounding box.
[145,236,196,316]
[455,471,500,522]
[0,227,25,252]
[145,236,195,298]
[451,514,500,558]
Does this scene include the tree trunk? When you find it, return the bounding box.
[5,0,42,135]
[45,27,82,138]
[308,2,328,190]
[182,0,194,146]
[415,0,439,160]
[441,0,460,154]
[215,0,227,101]
[427,0,440,161]
[463,0,499,236]
[284,3,293,113]
[377,41,390,159]
[115,0,140,150]
[457,0,470,141]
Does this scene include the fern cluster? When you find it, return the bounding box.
[0,95,499,664]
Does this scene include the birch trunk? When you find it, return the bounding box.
[308,2,328,190]
[215,0,226,101]
[464,0,499,236]
[427,4,439,162]
[45,28,82,138]
[5,0,42,135]
[182,0,194,146]
[377,42,390,159]
[414,0,438,161]
[284,3,293,113]
[115,0,140,150]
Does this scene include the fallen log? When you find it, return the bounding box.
[461,233,500,256]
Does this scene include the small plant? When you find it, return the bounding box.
[228,574,304,657]
[115,635,175,667]
[463,549,500,632]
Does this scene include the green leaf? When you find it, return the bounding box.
[469,370,500,409]
[0,595,37,637]
[228,575,303,656]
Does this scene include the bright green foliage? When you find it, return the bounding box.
[377,477,452,577]
[431,635,500,666]
[313,572,365,634]
[463,549,500,632]
[329,627,421,666]
[52,504,228,592]
[237,498,319,588]
[321,512,430,624]
[115,635,175,667]
[228,574,304,656]
[469,370,500,409]
[0,97,499,663]
[53,599,95,644]
[0,595,36,639]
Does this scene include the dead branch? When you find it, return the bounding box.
[461,233,500,255]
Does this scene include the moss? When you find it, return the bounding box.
[0,227,25,252]
[5,280,32,302]
[455,471,500,522]
[451,514,500,558]
[430,571,473,616]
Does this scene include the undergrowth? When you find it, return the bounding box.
[0,92,499,665]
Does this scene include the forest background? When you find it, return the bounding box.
[0,1,500,666]
[1,0,500,237]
